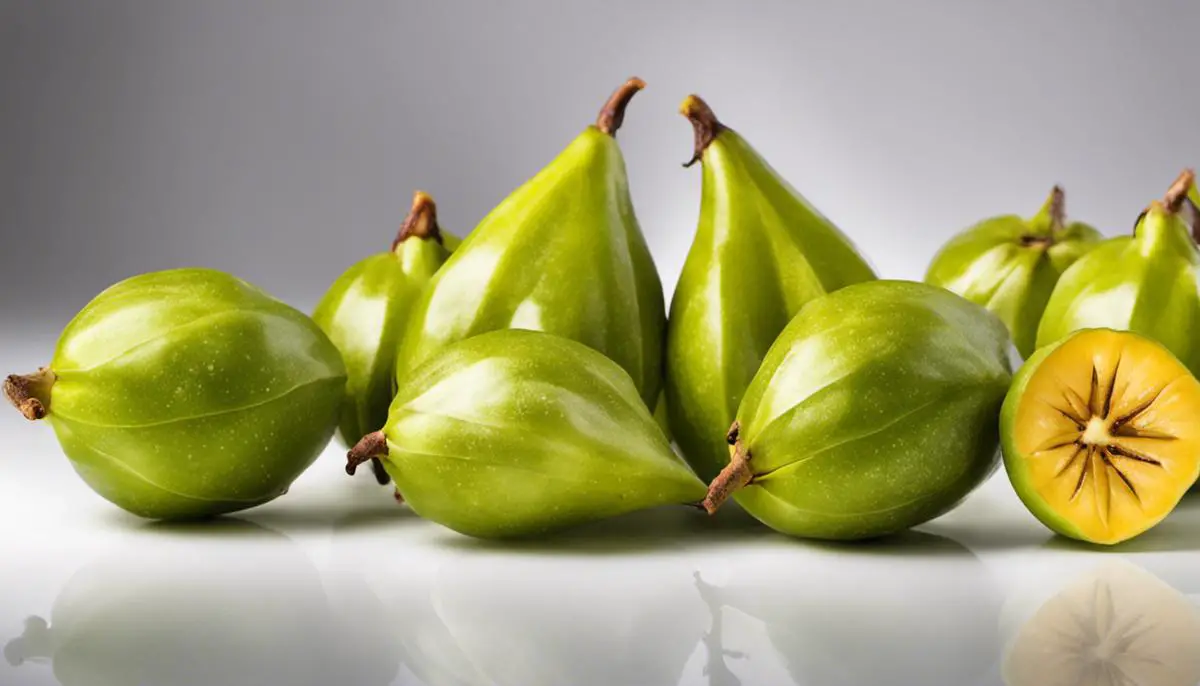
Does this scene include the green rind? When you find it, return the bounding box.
[926,214,1101,359]
[381,329,706,539]
[733,280,1013,540]
[666,129,875,482]
[45,268,346,519]
[313,237,450,446]
[396,127,666,409]
[998,336,1091,542]
[1036,208,1200,373]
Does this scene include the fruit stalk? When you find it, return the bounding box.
[701,422,754,514]
[1164,168,1195,214]
[595,77,646,137]
[1047,185,1065,232]
[392,191,443,250]
[346,430,389,476]
[3,368,55,421]
[679,94,725,168]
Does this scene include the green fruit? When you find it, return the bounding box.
[665,95,876,482]
[1037,170,1200,373]
[313,191,455,485]
[702,280,1012,539]
[347,329,706,538]
[925,186,1101,358]
[4,268,346,520]
[396,77,666,408]
[1000,328,1200,545]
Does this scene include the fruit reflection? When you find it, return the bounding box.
[1004,559,1200,686]
[699,532,1003,685]
[5,520,396,686]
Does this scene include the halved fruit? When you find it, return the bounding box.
[1001,328,1200,545]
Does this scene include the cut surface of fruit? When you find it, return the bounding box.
[1009,329,1200,544]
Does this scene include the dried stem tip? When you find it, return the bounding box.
[4,369,55,421]
[393,191,443,249]
[595,77,646,137]
[346,430,389,476]
[680,94,725,168]
[1048,185,1066,230]
[1164,168,1196,214]
[702,422,755,514]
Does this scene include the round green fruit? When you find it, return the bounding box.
[702,280,1013,540]
[5,268,347,519]
[1037,170,1200,373]
[313,191,455,484]
[926,185,1101,358]
[346,329,706,539]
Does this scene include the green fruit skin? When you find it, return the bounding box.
[1036,205,1200,374]
[378,329,706,539]
[998,335,1092,542]
[313,236,452,446]
[733,280,1013,540]
[926,204,1101,359]
[44,268,346,519]
[666,128,876,482]
[396,126,666,409]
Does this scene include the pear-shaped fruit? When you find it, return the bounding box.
[665,95,876,482]
[4,268,346,519]
[346,329,707,539]
[313,191,455,485]
[702,280,1012,540]
[1037,170,1200,373]
[1000,328,1200,545]
[1004,560,1200,686]
[926,186,1101,358]
[396,77,665,408]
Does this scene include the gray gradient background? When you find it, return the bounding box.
[4,0,1200,334]
[5,3,1200,685]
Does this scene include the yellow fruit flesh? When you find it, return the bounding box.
[1015,330,1200,544]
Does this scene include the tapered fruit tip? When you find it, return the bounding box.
[4,369,54,421]
[595,76,646,137]
[393,190,442,249]
[346,430,389,476]
[679,94,724,168]
[1164,169,1197,213]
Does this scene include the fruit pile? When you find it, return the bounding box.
[8,78,1200,546]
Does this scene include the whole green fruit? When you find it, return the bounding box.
[347,329,706,539]
[4,268,346,519]
[666,94,876,482]
[396,77,666,408]
[925,185,1101,358]
[1037,170,1200,374]
[702,280,1012,540]
[313,191,455,485]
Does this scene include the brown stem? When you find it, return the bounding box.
[346,430,389,476]
[702,422,755,514]
[595,77,646,137]
[680,94,725,168]
[1048,185,1065,231]
[1164,168,1195,214]
[4,369,55,421]
[392,191,442,249]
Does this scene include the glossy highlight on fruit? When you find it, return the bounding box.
[313,191,455,484]
[1000,329,1200,545]
[926,186,1101,358]
[4,268,347,519]
[702,280,1012,539]
[666,94,876,481]
[347,329,706,539]
[1037,170,1200,373]
[396,77,666,408]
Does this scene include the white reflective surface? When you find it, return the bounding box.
[4,369,1200,686]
